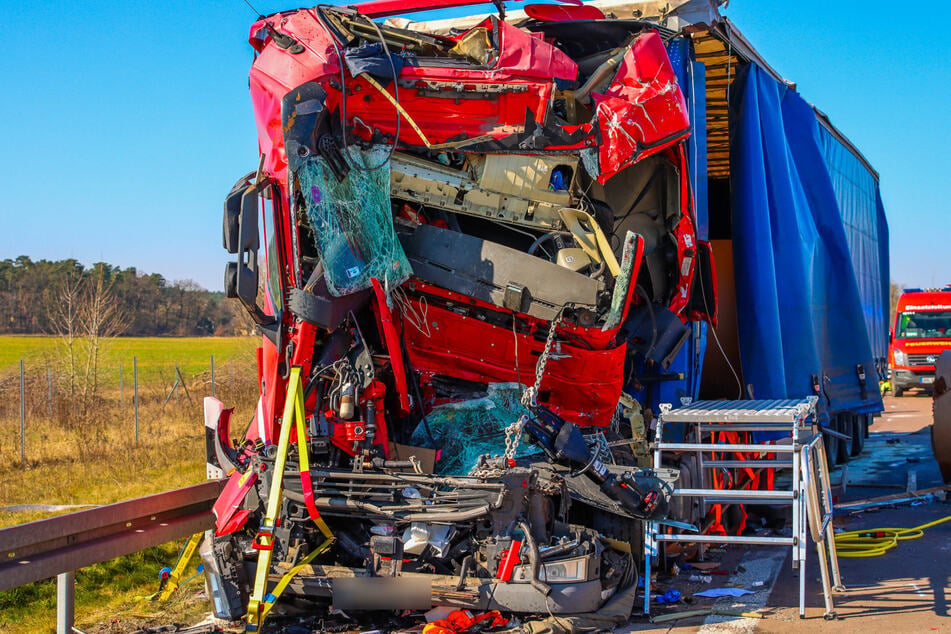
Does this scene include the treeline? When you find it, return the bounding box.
[0,256,251,336]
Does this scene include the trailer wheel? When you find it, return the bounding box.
[835,414,851,465]
[822,424,839,467]
[849,413,867,457]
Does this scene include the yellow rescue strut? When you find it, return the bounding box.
[246,366,335,631]
[157,532,204,602]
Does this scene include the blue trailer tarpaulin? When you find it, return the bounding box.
[818,125,890,372]
[731,64,883,418]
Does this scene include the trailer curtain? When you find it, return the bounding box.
[731,64,883,419]
[817,124,891,373]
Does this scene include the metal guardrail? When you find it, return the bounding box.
[0,480,224,632]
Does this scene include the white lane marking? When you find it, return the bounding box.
[698,549,787,633]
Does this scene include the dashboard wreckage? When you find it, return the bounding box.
[205,1,718,630]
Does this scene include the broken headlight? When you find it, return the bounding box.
[512,555,590,584]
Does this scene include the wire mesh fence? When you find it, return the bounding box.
[0,343,259,464]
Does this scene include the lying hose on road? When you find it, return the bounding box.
[834,514,951,558]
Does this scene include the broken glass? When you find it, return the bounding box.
[297,146,412,296]
[410,383,541,475]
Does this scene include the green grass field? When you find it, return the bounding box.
[0,334,258,385]
[0,335,261,632]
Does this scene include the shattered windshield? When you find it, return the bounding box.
[898,311,951,339]
[297,145,412,296]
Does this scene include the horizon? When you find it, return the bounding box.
[0,1,946,289]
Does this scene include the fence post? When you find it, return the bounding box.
[211,355,216,398]
[119,364,124,408]
[47,367,53,419]
[56,571,75,634]
[19,360,26,462]
[133,356,139,446]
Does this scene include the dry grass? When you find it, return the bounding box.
[0,336,261,632]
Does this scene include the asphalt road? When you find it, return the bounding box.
[622,392,951,633]
[763,392,951,632]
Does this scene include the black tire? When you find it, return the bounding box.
[835,413,851,465]
[894,386,904,397]
[849,413,867,457]
[822,422,839,467]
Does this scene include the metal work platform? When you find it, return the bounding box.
[644,397,842,619]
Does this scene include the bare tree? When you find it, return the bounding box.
[46,271,84,399]
[890,280,904,325]
[77,267,129,418]
[46,267,129,425]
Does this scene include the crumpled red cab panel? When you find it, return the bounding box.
[594,31,691,182]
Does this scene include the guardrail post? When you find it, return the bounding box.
[57,571,74,634]
[48,367,54,418]
[19,360,26,462]
[133,356,139,446]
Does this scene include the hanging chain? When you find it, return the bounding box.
[498,306,567,464]
[521,306,566,408]
[502,414,528,463]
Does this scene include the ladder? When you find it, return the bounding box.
[643,397,842,619]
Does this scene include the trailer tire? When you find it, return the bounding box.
[822,424,839,467]
[849,414,867,457]
[835,414,851,465]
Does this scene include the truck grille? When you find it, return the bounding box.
[908,354,938,367]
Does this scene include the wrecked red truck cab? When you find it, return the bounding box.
[204,3,715,628]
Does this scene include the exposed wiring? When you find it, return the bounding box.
[312,6,400,172]
[512,315,522,387]
[392,287,431,338]
[698,263,743,399]
[240,0,263,19]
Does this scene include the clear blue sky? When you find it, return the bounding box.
[0,1,946,290]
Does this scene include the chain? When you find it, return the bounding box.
[502,414,528,462]
[521,306,566,408]
[498,306,567,465]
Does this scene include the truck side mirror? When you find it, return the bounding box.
[889,330,893,343]
[222,173,275,326]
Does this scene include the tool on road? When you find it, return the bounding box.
[156,532,204,601]
[649,608,764,623]
[645,397,842,620]
[835,485,950,514]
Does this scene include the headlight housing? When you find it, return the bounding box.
[512,555,590,584]
[893,349,907,366]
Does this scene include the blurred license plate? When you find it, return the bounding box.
[922,376,935,384]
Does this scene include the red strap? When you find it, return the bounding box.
[299,468,323,524]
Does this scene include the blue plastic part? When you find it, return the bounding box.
[159,566,172,580]
[655,589,682,604]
